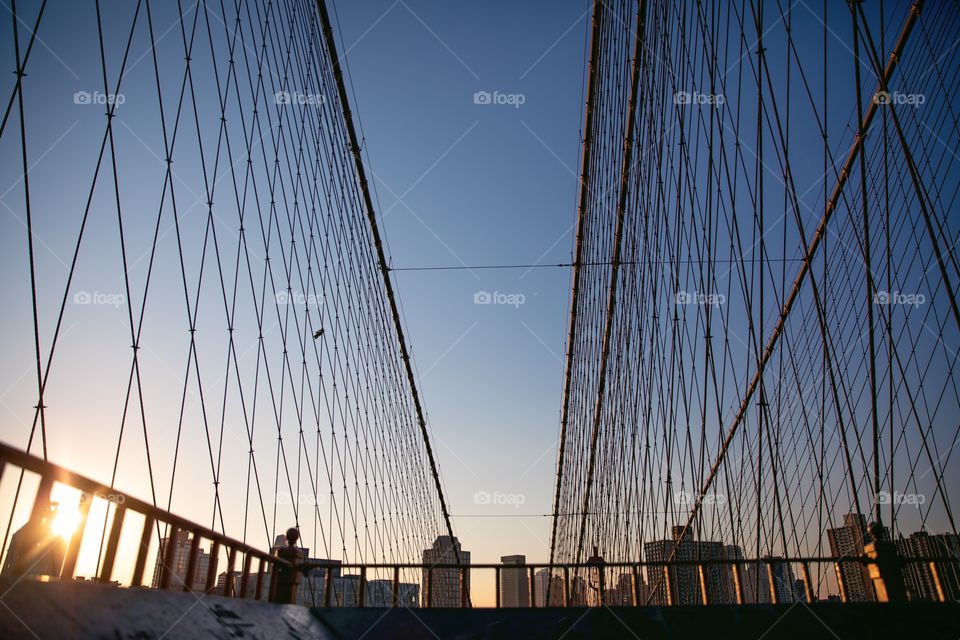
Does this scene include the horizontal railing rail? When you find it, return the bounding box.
[0,442,955,609]
[322,555,955,608]
[0,442,289,600]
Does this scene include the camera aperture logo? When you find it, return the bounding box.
[74,90,125,106]
[873,290,925,308]
[873,91,924,106]
[473,90,526,109]
[876,491,925,506]
[473,490,526,508]
[474,290,526,308]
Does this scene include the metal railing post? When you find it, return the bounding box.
[733,562,745,604]
[766,561,779,604]
[424,568,433,609]
[184,531,201,592]
[324,565,334,607]
[928,561,947,603]
[159,525,179,590]
[800,561,814,603]
[663,566,674,606]
[60,494,92,580]
[529,566,537,608]
[359,566,367,608]
[240,552,252,598]
[206,541,220,594]
[130,515,155,587]
[224,547,237,597]
[698,564,710,605]
[834,562,849,603]
[255,557,265,600]
[99,504,126,582]
[392,565,400,607]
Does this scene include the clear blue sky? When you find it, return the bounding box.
[327,0,592,564]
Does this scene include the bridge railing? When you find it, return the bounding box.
[0,442,954,608]
[321,555,955,608]
[0,442,289,600]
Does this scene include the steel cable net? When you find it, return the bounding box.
[0,0,452,595]
[550,0,960,604]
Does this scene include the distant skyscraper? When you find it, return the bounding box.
[534,568,567,606]
[0,503,66,580]
[151,529,211,591]
[896,530,960,601]
[744,557,800,604]
[499,555,529,607]
[827,513,875,602]
[421,535,470,607]
[644,526,724,605]
[605,571,645,605]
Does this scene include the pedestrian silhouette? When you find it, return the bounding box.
[272,527,306,604]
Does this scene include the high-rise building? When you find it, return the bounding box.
[741,557,800,603]
[499,555,529,607]
[643,526,724,605]
[421,535,470,607]
[365,579,420,607]
[150,529,211,591]
[605,571,646,605]
[827,513,875,602]
[1,503,66,580]
[534,568,566,606]
[569,575,588,606]
[896,530,960,601]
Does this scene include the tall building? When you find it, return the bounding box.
[421,535,470,607]
[644,526,724,605]
[896,530,960,601]
[499,555,529,607]
[827,513,875,602]
[534,568,566,606]
[1,503,67,580]
[605,571,646,605]
[741,557,800,603]
[151,529,211,591]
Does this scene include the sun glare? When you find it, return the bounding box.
[49,484,83,540]
[50,506,82,540]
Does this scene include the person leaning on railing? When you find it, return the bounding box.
[272,527,307,604]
